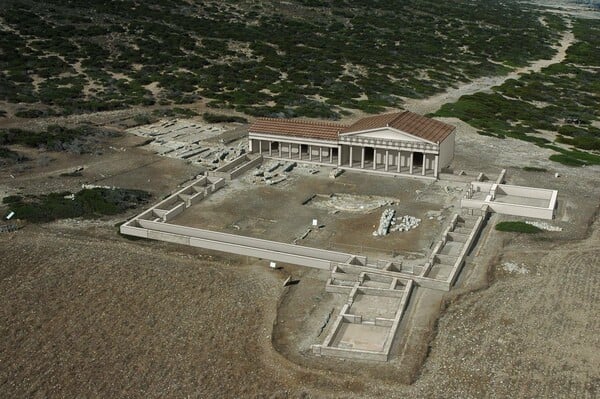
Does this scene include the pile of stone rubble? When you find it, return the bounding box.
[374,208,396,236]
[391,215,421,232]
[373,208,421,236]
[252,161,296,185]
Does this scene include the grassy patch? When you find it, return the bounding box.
[495,221,542,234]
[4,188,151,223]
[548,154,586,167]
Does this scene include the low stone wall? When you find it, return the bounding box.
[128,219,352,269]
[314,278,414,362]
[462,181,558,220]
[207,154,263,180]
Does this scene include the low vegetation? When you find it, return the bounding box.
[2,188,151,223]
[0,147,27,164]
[522,166,548,172]
[0,124,116,153]
[495,221,542,234]
[203,112,247,124]
[0,0,563,118]
[435,19,600,167]
[152,108,199,118]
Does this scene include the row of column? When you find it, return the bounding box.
[342,145,439,178]
[254,139,338,165]
[252,139,438,178]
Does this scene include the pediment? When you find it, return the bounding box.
[341,127,433,144]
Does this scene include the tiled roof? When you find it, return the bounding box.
[341,111,455,143]
[249,111,455,144]
[249,118,346,141]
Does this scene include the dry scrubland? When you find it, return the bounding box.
[1,0,599,397]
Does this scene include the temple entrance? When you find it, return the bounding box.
[300,144,309,156]
[413,152,424,167]
[364,147,374,163]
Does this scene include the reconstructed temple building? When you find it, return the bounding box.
[248,111,456,179]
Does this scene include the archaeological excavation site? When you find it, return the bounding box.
[2,1,600,396]
[120,111,559,363]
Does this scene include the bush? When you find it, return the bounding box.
[203,112,247,123]
[2,195,23,204]
[495,221,542,234]
[549,154,585,166]
[5,188,151,223]
[152,108,199,118]
[522,166,547,172]
[0,147,27,162]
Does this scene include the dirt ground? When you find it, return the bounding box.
[0,133,200,199]
[1,62,600,397]
[170,166,461,259]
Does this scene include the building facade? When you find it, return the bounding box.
[248,111,455,179]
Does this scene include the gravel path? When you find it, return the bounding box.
[403,27,575,115]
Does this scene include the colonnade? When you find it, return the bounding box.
[249,138,438,178]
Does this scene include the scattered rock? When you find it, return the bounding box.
[282,162,296,172]
[502,262,529,274]
[329,168,344,179]
[525,220,562,232]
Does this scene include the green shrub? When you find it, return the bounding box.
[548,154,585,166]
[2,195,23,204]
[152,108,199,118]
[0,147,27,162]
[5,188,151,223]
[522,166,547,172]
[203,112,247,124]
[495,221,542,234]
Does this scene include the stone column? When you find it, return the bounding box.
[409,152,414,174]
[337,145,342,166]
[422,154,426,176]
[269,141,272,156]
[349,145,353,167]
[319,146,323,163]
[434,154,439,178]
[397,150,401,173]
[330,147,333,164]
[278,142,282,157]
[385,149,389,171]
[373,148,377,170]
[258,140,262,154]
[361,147,365,169]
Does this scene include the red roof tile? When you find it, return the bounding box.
[249,118,346,141]
[249,112,455,144]
[341,111,455,143]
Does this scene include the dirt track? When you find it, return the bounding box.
[403,26,575,115]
